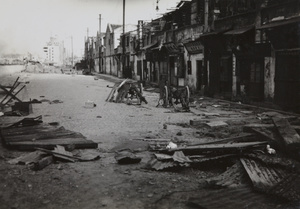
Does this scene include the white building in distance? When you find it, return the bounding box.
[43,37,64,66]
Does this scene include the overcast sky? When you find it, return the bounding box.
[0,0,178,58]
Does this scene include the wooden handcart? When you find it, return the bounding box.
[157,83,190,110]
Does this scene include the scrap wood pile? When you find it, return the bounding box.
[0,77,30,116]
[0,115,99,170]
[140,113,300,202]
[106,79,147,104]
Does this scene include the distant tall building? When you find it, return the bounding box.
[43,37,64,66]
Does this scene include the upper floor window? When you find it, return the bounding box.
[126,36,130,47]
[215,0,256,18]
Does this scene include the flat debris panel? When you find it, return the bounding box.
[240,158,288,191]
[268,174,300,201]
[0,124,97,150]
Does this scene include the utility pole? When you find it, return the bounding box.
[99,14,102,73]
[122,0,125,78]
[87,28,90,72]
[204,0,209,32]
[71,36,73,67]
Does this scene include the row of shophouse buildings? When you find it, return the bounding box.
[84,0,300,113]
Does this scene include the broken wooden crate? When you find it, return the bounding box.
[0,123,97,151]
[106,79,147,104]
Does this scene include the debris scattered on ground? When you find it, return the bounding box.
[115,151,142,164]
[8,150,48,165]
[137,108,300,203]
[84,100,96,108]
[8,144,101,171]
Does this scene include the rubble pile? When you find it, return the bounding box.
[0,115,99,170]
[112,106,300,204]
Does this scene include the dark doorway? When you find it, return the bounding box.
[196,60,203,90]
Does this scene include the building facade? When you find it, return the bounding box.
[85,0,300,113]
[43,36,64,66]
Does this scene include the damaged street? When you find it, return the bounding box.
[0,67,299,209]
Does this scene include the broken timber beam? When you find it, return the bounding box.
[243,123,300,133]
[169,141,268,155]
[272,117,300,153]
[188,133,255,146]
[0,77,20,105]
[0,84,25,104]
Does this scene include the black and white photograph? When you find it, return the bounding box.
[0,0,300,208]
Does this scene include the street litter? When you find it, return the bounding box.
[166,142,177,149]
[8,145,101,170]
[266,144,276,154]
[84,100,96,108]
[142,112,300,202]
[115,151,141,164]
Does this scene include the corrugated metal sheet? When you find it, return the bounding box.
[269,174,300,201]
[240,158,288,191]
[206,162,247,188]
[185,187,284,209]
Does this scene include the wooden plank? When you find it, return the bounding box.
[244,127,276,141]
[36,148,77,162]
[5,138,97,150]
[243,124,274,132]
[0,77,20,105]
[105,85,118,102]
[205,121,228,128]
[3,125,65,135]
[6,115,43,128]
[1,85,25,105]
[3,131,85,142]
[0,115,42,128]
[54,145,73,156]
[8,151,48,165]
[115,83,130,103]
[190,119,209,126]
[0,83,23,103]
[190,118,253,126]
[29,156,54,171]
[170,141,268,154]
[188,133,255,146]
[244,123,300,132]
[272,117,300,151]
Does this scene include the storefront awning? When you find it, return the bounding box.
[184,40,203,54]
[200,28,230,38]
[200,31,219,38]
[140,41,158,50]
[224,26,254,35]
[257,16,300,30]
[163,42,180,54]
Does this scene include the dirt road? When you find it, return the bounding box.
[0,67,298,209]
